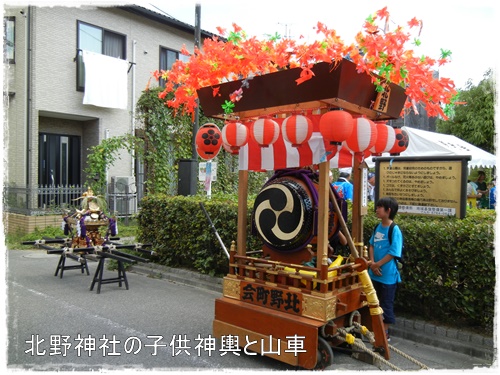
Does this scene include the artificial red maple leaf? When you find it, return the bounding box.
[376,7,390,21]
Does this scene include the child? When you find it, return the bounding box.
[368,197,403,341]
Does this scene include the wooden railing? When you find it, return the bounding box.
[228,248,362,294]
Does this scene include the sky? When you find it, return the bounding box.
[144,0,497,90]
[2,0,496,89]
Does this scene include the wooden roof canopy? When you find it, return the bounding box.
[197,59,407,121]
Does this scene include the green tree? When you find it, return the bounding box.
[135,86,268,196]
[84,134,143,195]
[136,87,194,195]
[437,70,495,154]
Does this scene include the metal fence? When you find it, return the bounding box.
[3,184,138,218]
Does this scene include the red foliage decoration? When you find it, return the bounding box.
[155,8,457,120]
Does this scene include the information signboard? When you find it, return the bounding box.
[373,155,471,219]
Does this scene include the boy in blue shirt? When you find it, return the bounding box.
[332,168,353,201]
[368,197,403,341]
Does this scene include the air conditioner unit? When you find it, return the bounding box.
[109,176,137,216]
[111,176,136,194]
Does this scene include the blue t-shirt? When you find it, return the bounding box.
[332,179,353,200]
[368,223,402,284]
[489,186,496,209]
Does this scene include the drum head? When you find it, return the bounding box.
[253,178,314,252]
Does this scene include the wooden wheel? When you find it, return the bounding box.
[315,336,334,369]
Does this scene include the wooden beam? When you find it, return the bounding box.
[237,169,248,255]
[317,162,330,291]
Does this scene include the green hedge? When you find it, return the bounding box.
[137,194,261,276]
[137,195,495,333]
[363,207,495,334]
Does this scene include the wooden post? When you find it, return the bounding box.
[351,156,364,258]
[237,170,248,256]
[317,162,330,291]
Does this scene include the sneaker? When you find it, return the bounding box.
[385,330,391,342]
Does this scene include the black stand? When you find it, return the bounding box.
[90,256,129,294]
[54,253,89,278]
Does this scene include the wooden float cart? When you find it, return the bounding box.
[197,59,407,369]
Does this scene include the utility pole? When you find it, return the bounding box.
[178,3,201,196]
[193,3,201,159]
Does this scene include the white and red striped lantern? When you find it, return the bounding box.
[222,141,239,155]
[221,121,248,151]
[281,114,313,147]
[390,128,410,155]
[370,121,395,156]
[250,118,280,147]
[345,117,377,153]
[319,110,354,145]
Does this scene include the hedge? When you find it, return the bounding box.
[137,194,495,333]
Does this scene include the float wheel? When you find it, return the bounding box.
[315,336,334,369]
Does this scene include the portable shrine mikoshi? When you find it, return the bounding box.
[196,60,407,369]
[23,187,155,293]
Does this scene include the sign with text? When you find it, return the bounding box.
[240,282,302,315]
[374,156,470,219]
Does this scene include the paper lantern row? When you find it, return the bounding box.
[195,112,409,161]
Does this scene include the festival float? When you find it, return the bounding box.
[23,187,154,294]
[157,8,455,369]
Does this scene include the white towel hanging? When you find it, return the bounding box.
[82,50,129,109]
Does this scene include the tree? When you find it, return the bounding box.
[437,70,495,154]
[84,134,143,195]
[135,86,268,196]
[136,86,194,195]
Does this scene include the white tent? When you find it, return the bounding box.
[398,127,496,169]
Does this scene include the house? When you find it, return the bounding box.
[3,4,214,233]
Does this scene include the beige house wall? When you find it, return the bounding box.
[3,4,208,234]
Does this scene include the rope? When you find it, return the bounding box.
[336,328,403,371]
[388,343,429,370]
[335,324,430,371]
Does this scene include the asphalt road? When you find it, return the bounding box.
[4,249,495,373]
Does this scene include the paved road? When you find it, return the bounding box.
[4,249,495,372]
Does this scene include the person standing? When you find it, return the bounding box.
[368,197,403,341]
[475,171,489,209]
[467,180,481,209]
[489,178,496,209]
[367,172,376,202]
[332,168,353,201]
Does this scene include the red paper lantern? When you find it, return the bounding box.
[195,123,222,160]
[251,118,280,147]
[222,122,248,150]
[281,115,313,147]
[390,128,410,155]
[319,110,354,145]
[370,122,395,156]
[345,117,377,153]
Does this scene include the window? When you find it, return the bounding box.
[39,133,81,185]
[3,16,15,64]
[159,47,189,87]
[76,21,126,91]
